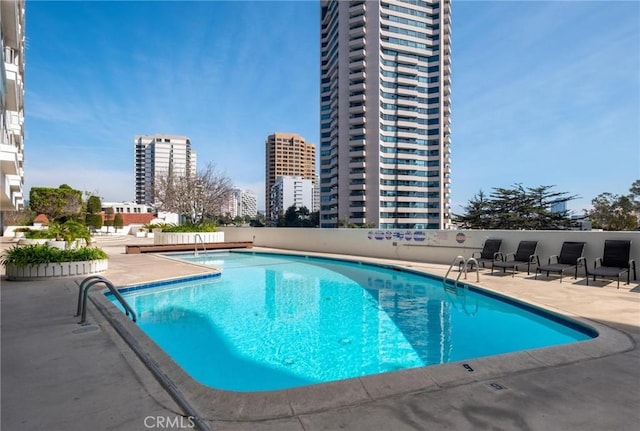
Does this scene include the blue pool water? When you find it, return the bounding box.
[109,252,596,392]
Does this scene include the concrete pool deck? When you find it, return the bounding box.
[1,235,639,430]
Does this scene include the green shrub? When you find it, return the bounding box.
[0,245,108,267]
[143,223,166,230]
[161,222,217,233]
[85,214,103,230]
[113,213,124,230]
[24,229,55,239]
[48,220,91,245]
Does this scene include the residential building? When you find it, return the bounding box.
[102,201,154,215]
[550,201,567,214]
[134,134,197,206]
[101,201,156,227]
[227,189,258,219]
[0,0,25,215]
[239,189,258,218]
[319,0,452,229]
[265,132,316,223]
[270,176,314,222]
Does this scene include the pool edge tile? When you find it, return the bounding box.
[359,366,439,400]
[286,377,371,416]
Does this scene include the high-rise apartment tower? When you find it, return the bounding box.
[319,0,452,229]
[134,134,197,206]
[265,132,316,222]
[0,0,26,214]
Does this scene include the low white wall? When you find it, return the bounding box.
[154,232,225,245]
[219,227,640,268]
[5,259,109,281]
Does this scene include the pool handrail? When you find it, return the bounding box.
[76,275,137,324]
[194,233,207,257]
[444,255,480,287]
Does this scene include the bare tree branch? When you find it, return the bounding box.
[153,163,234,224]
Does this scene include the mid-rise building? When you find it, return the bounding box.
[227,189,258,219]
[265,132,316,222]
[134,134,197,206]
[270,176,315,222]
[0,0,25,215]
[319,0,452,229]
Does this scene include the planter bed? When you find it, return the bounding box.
[153,232,225,245]
[5,259,109,281]
[125,241,253,254]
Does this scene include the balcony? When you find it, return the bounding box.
[349,70,366,81]
[349,171,366,181]
[349,13,366,27]
[4,63,24,112]
[349,148,366,158]
[397,53,419,65]
[397,64,417,76]
[349,94,365,105]
[349,48,366,60]
[349,58,366,71]
[396,86,418,97]
[349,36,366,50]
[349,81,366,93]
[348,126,366,136]
[349,2,365,15]
[0,144,19,176]
[396,76,416,86]
[349,182,366,191]
[349,104,366,116]
[349,25,366,39]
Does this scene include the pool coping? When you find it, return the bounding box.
[89,251,636,422]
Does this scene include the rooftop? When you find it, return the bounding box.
[1,234,639,430]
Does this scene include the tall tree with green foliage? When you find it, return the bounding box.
[29,184,83,223]
[629,179,640,214]
[86,195,102,214]
[454,184,577,230]
[113,213,124,231]
[279,205,317,227]
[586,193,638,231]
[584,180,639,231]
[85,195,103,230]
[103,207,114,233]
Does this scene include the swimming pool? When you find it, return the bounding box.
[109,251,596,392]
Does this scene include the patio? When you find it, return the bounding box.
[1,234,639,430]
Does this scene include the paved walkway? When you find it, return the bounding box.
[1,235,639,431]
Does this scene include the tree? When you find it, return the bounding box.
[154,163,234,224]
[1,208,35,226]
[29,184,83,223]
[455,190,492,229]
[279,205,317,227]
[283,205,300,227]
[454,184,577,230]
[103,207,114,233]
[113,213,124,231]
[629,179,640,214]
[86,195,102,214]
[85,195,103,230]
[586,192,638,231]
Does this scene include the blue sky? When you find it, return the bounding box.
[25,0,639,214]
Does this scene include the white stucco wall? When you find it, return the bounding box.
[219,227,640,269]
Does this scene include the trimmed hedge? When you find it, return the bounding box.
[1,244,108,267]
